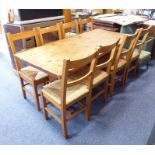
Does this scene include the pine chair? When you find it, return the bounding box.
[79,16,94,33]
[121,29,142,86]
[129,25,152,73]
[91,40,119,102]
[70,40,119,105]
[109,35,128,96]
[61,20,79,39]
[7,29,49,111]
[109,30,140,96]
[41,52,97,138]
[37,23,62,45]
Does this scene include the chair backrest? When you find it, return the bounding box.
[61,20,79,38]
[60,52,98,106]
[112,36,127,71]
[7,28,40,71]
[79,16,94,33]
[37,23,62,45]
[136,25,152,55]
[96,39,119,74]
[122,29,142,64]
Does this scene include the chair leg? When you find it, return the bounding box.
[32,82,40,111]
[41,92,48,120]
[60,110,68,138]
[121,67,127,88]
[103,79,109,102]
[19,76,26,99]
[123,67,128,86]
[134,66,138,76]
[146,62,149,70]
[110,78,115,96]
[86,93,91,121]
[137,65,139,74]
[133,60,139,76]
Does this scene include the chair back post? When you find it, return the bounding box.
[87,53,98,90]
[33,28,41,47]
[106,44,117,74]
[113,35,128,72]
[7,32,21,71]
[57,23,63,40]
[61,59,69,109]
[90,16,94,30]
[36,27,43,45]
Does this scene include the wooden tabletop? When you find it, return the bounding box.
[15,29,124,77]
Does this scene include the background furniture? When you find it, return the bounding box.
[93,14,148,32]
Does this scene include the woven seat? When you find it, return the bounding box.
[42,79,89,105]
[19,66,48,82]
[93,69,108,86]
[111,59,127,71]
[138,50,151,67]
[70,68,108,87]
[131,49,139,60]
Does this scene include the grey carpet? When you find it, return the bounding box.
[147,123,155,145]
[0,51,155,145]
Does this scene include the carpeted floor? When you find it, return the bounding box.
[0,45,155,144]
[147,123,155,145]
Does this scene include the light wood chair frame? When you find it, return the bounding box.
[79,16,94,33]
[91,40,119,102]
[128,25,152,74]
[37,23,62,45]
[109,35,128,96]
[7,29,49,111]
[122,29,142,85]
[60,20,79,39]
[41,52,97,138]
[109,30,141,96]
